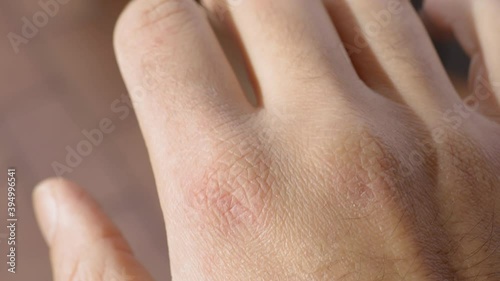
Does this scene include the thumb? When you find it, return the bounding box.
[33,178,154,281]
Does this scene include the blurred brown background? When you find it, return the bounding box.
[0,0,468,280]
[0,0,169,280]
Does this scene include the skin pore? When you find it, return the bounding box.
[33,0,500,280]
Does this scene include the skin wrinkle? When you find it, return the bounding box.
[133,0,197,35]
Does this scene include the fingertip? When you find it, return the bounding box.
[33,178,87,245]
[33,178,63,245]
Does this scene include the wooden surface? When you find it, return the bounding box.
[0,0,170,280]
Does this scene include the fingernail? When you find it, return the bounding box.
[33,179,59,245]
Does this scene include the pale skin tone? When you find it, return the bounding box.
[32,0,500,280]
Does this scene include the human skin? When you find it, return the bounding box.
[33,0,500,280]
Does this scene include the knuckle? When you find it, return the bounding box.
[426,126,500,272]
[327,123,402,206]
[184,131,279,239]
[437,126,498,207]
[114,0,195,44]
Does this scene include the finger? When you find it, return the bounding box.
[114,0,253,156]
[325,0,459,124]
[468,54,500,121]
[203,0,362,112]
[33,178,153,281]
[424,0,500,107]
[420,11,454,41]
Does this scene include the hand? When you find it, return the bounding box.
[33,0,500,280]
